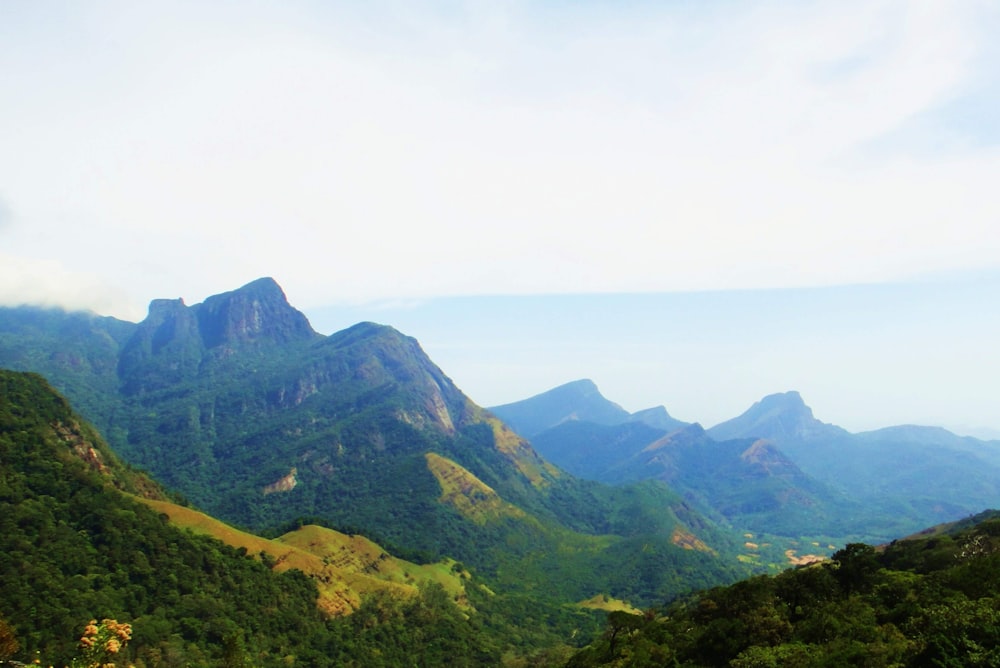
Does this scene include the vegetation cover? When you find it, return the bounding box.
[0,282,755,612]
[569,511,1000,667]
[0,369,715,666]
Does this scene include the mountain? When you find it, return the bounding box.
[498,383,1000,543]
[0,304,134,427]
[529,419,668,481]
[490,378,689,439]
[3,369,603,666]
[495,381,868,537]
[706,390,849,444]
[0,279,750,613]
[489,379,633,438]
[530,415,873,538]
[606,424,888,537]
[708,391,1000,530]
[627,405,689,432]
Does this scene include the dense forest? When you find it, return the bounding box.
[0,371,566,666]
[568,511,1000,667]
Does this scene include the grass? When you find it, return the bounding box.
[425,452,526,524]
[136,496,467,615]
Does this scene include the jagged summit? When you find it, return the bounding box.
[196,277,317,348]
[116,278,320,394]
[135,277,316,349]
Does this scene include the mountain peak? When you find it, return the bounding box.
[238,275,283,293]
[197,277,317,349]
[489,379,630,439]
[628,405,690,432]
[118,279,320,394]
[753,391,813,418]
[706,390,836,443]
[562,378,600,393]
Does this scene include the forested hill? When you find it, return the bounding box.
[0,370,332,665]
[0,278,754,611]
[0,370,556,666]
[569,510,1000,667]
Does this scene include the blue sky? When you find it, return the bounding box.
[307,273,1000,437]
[1,2,998,435]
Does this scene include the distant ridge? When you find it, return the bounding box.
[707,391,848,443]
[628,405,688,432]
[497,381,1000,541]
[704,390,1000,531]
[489,378,687,439]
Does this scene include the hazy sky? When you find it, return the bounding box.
[1,2,998,435]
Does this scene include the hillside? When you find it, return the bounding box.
[0,369,611,666]
[0,370,335,665]
[0,279,753,614]
[569,510,1000,666]
[137,497,468,617]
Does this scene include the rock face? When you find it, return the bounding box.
[116,277,321,395]
[196,277,316,349]
[131,277,316,355]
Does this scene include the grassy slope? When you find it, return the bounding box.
[138,497,467,616]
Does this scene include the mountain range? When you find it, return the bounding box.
[0,279,749,613]
[4,276,999,663]
[491,381,1000,542]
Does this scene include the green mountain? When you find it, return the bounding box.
[494,382,875,540]
[2,369,608,666]
[569,509,1000,667]
[7,365,998,666]
[596,424,877,539]
[0,279,751,613]
[499,381,1000,542]
[708,392,1000,529]
[0,369,333,665]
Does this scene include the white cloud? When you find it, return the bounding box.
[0,1,997,316]
[0,252,144,318]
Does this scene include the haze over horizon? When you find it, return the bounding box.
[2,2,998,438]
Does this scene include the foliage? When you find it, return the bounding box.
[0,299,755,613]
[0,371,331,665]
[0,369,736,665]
[568,515,1000,666]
